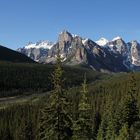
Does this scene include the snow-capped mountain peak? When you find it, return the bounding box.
[112,36,122,41]
[96,38,109,46]
[24,41,53,49]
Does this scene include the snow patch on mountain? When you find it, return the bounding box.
[25,41,53,49]
[96,38,109,46]
[72,34,78,37]
[112,36,122,41]
[132,56,138,65]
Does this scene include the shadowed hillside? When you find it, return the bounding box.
[0,45,34,63]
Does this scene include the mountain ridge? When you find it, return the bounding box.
[17,30,140,72]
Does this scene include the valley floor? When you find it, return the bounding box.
[0,92,48,106]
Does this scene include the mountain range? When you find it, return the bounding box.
[17,30,140,72]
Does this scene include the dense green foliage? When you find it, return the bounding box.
[0,62,140,139]
[0,103,40,140]
[0,62,106,97]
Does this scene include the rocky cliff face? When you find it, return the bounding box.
[45,31,88,65]
[127,41,140,70]
[107,37,128,56]
[17,31,140,72]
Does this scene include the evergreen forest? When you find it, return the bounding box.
[0,59,140,140]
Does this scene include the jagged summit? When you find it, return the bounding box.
[59,29,70,34]
[58,30,73,42]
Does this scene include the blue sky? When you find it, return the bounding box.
[0,0,140,49]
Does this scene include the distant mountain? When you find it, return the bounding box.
[17,41,53,62]
[17,30,140,72]
[0,45,34,63]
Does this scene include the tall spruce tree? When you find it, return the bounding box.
[97,95,115,140]
[105,95,116,140]
[39,51,73,140]
[116,123,129,140]
[73,73,93,140]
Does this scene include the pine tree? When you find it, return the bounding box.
[97,94,115,140]
[116,123,129,140]
[105,95,116,140]
[97,118,107,140]
[39,50,73,140]
[106,120,116,140]
[73,73,93,140]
